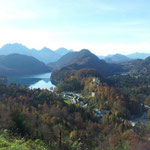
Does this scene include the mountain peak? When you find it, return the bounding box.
[104,53,131,63]
[0,43,62,64]
[1,43,28,50]
[56,47,73,56]
[41,47,53,52]
[80,49,91,53]
[57,47,67,50]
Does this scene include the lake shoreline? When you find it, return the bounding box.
[6,72,55,90]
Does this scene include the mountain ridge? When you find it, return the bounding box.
[127,52,150,59]
[104,54,131,63]
[0,43,72,64]
[0,53,50,76]
[50,49,124,84]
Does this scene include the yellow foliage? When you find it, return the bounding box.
[70,130,77,140]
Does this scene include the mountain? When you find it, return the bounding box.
[0,54,50,76]
[123,56,150,76]
[98,56,105,59]
[34,47,61,64]
[50,49,124,83]
[104,54,131,63]
[0,43,31,55]
[55,48,73,56]
[127,52,150,59]
[131,56,150,76]
[99,53,150,63]
[0,43,61,64]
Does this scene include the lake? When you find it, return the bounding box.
[7,72,55,90]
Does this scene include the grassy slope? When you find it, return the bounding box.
[0,130,48,150]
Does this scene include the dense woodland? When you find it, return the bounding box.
[0,49,150,149]
[0,83,150,150]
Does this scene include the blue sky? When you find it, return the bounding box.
[0,0,150,55]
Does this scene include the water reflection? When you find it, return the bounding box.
[7,72,55,90]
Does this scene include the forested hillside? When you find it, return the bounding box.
[50,49,123,84]
[0,54,50,76]
[0,76,150,150]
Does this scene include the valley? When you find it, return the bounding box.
[0,44,150,150]
[1,0,150,149]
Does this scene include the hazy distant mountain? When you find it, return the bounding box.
[0,43,62,64]
[0,43,42,58]
[98,56,105,59]
[0,54,50,76]
[34,47,61,64]
[99,53,150,63]
[127,52,150,59]
[55,48,73,56]
[0,43,30,55]
[50,49,123,81]
[104,54,131,63]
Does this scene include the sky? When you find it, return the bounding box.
[0,0,150,56]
